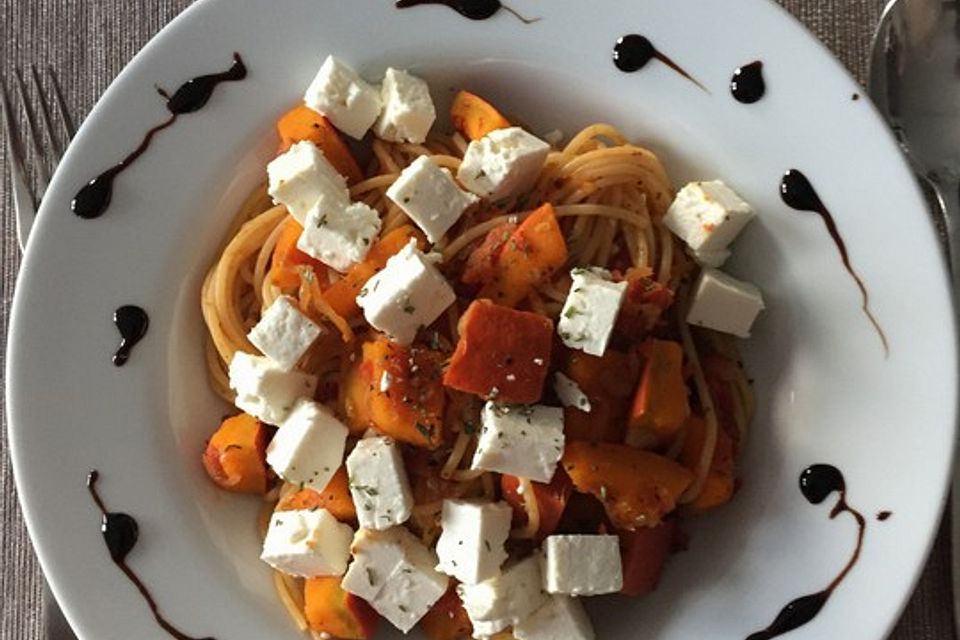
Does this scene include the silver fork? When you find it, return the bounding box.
[1,65,76,251]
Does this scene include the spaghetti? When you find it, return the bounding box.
[201,101,754,635]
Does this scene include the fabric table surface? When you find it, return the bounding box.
[0,1,953,639]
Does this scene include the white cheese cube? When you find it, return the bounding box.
[558,268,627,357]
[356,240,456,345]
[686,268,765,338]
[471,403,564,484]
[457,127,550,200]
[386,155,478,242]
[691,247,732,268]
[247,296,322,371]
[266,399,348,491]
[228,352,317,425]
[304,55,382,140]
[341,527,448,633]
[542,535,622,596]
[373,67,436,144]
[345,436,414,530]
[260,508,353,578]
[514,595,595,640]
[553,372,591,413]
[662,180,755,266]
[435,500,512,584]
[267,140,349,225]
[298,201,382,272]
[458,555,548,638]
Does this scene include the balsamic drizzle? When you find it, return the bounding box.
[394,0,539,23]
[746,465,866,640]
[731,61,765,104]
[780,170,889,356]
[877,510,893,521]
[612,34,708,92]
[72,53,247,220]
[87,470,215,640]
[112,305,149,366]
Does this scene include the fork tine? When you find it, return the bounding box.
[13,68,51,192]
[30,65,63,160]
[2,77,38,249]
[46,65,75,142]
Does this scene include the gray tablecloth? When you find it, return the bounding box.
[0,1,953,638]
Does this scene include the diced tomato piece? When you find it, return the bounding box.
[444,299,553,404]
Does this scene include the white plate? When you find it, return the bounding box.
[7,0,957,638]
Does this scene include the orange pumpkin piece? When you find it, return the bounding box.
[277,104,364,184]
[276,466,357,522]
[679,415,736,511]
[449,90,511,141]
[461,222,517,285]
[270,217,328,288]
[619,520,678,596]
[444,299,553,404]
[561,441,694,530]
[626,339,690,446]
[304,576,379,640]
[477,204,568,307]
[500,470,573,540]
[343,336,446,449]
[324,225,426,320]
[201,413,270,494]
[420,585,473,640]
[562,349,638,443]
[616,272,675,339]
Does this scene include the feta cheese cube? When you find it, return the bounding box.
[662,180,755,267]
[356,240,456,345]
[691,247,732,269]
[514,595,595,640]
[558,268,627,357]
[266,399,348,491]
[435,500,512,584]
[553,372,591,413]
[267,140,349,225]
[341,527,448,633]
[345,436,414,530]
[458,555,548,637]
[260,508,353,577]
[686,268,765,338]
[304,55,382,140]
[471,403,564,483]
[386,155,478,242]
[373,67,436,144]
[247,296,323,371]
[542,535,622,596]
[298,201,382,272]
[457,127,551,200]
[228,352,317,425]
